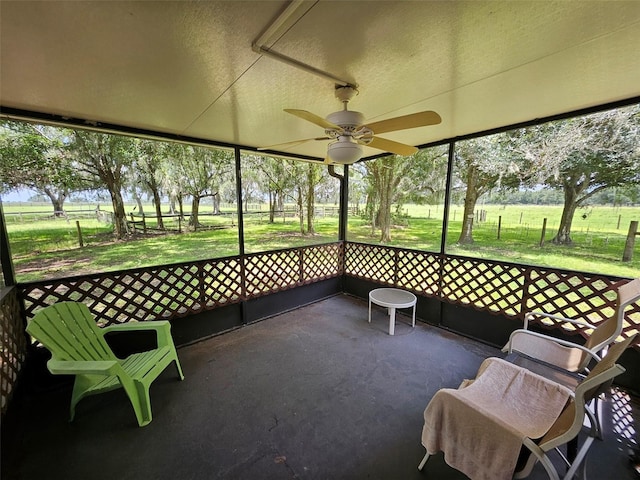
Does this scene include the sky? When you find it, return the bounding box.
[1,189,36,202]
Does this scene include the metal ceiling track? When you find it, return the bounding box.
[251,0,357,89]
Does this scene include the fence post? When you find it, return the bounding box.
[622,220,638,262]
[142,214,147,234]
[539,218,547,247]
[497,215,502,240]
[617,214,622,230]
[76,220,84,248]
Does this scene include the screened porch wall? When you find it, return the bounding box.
[8,240,640,398]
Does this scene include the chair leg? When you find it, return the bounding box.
[563,436,595,480]
[417,451,430,471]
[591,396,603,440]
[174,358,185,380]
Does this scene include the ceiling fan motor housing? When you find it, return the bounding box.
[326,110,365,130]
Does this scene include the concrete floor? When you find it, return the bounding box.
[2,294,638,479]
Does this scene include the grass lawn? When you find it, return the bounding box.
[4,202,640,282]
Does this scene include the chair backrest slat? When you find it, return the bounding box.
[583,278,640,361]
[539,334,635,447]
[27,302,114,362]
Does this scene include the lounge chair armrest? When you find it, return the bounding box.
[503,329,602,362]
[524,311,597,330]
[102,320,175,347]
[47,359,119,375]
[102,320,171,334]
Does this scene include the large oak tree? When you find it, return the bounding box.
[453,135,521,244]
[519,105,640,244]
[68,130,136,239]
[0,121,93,215]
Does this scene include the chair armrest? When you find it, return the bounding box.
[503,329,602,362]
[524,311,597,330]
[102,320,171,334]
[102,320,175,348]
[47,359,119,376]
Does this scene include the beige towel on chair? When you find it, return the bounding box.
[422,357,571,480]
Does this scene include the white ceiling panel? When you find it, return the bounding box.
[1,0,639,161]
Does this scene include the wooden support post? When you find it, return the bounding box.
[622,220,638,262]
[617,215,621,230]
[519,211,523,224]
[76,220,84,248]
[540,218,547,247]
[497,215,502,240]
[142,214,147,234]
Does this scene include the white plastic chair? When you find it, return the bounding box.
[503,278,640,373]
[418,335,635,480]
[513,335,634,480]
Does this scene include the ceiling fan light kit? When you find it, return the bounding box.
[327,138,363,164]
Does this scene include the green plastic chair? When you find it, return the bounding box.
[26,301,184,427]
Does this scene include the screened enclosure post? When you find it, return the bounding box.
[234,148,245,256]
[235,148,248,324]
[328,164,348,242]
[432,141,455,320]
[439,142,455,256]
[0,202,16,287]
[340,165,349,241]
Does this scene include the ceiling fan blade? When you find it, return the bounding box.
[284,109,342,130]
[367,136,419,156]
[364,111,441,135]
[258,137,329,151]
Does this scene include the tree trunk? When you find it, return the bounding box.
[364,193,377,236]
[370,204,377,236]
[378,207,391,243]
[152,189,164,230]
[44,187,67,217]
[297,186,305,234]
[145,176,164,230]
[457,166,479,244]
[212,193,220,214]
[269,190,275,223]
[552,187,579,245]
[178,195,184,220]
[110,188,129,239]
[277,191,284,213]
[133,191,144,215]
[189,196,200,230]
[378,172,393,243]
[306,167,315,234]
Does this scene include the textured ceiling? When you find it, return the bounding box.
[1,1,640,161]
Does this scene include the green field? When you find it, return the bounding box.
[3,202,640,282]
[349,204,640,278]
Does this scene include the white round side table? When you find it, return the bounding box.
[368,288,417,335]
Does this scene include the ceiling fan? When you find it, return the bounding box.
[259,85,441,164]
